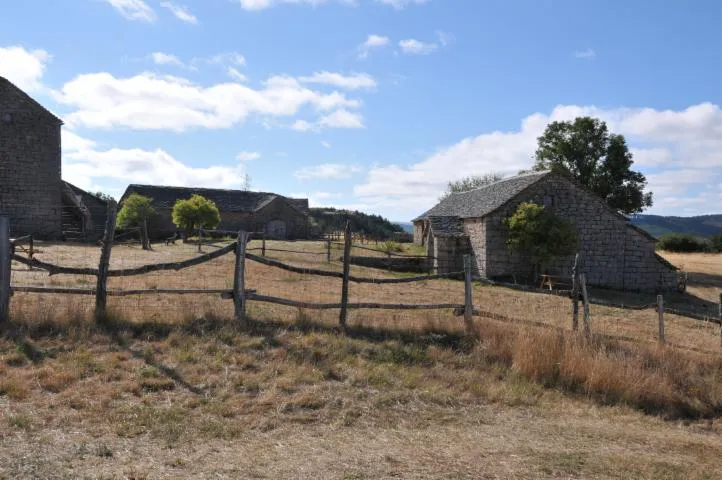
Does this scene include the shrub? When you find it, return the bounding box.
[380,241,403,254]
[657,233,709,252]
[171,194,221,234]
[711,235,722,253]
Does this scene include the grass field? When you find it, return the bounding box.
[1,241,721,478]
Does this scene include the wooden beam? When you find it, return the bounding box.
[463,254,475,338]
[339,220,352,329]
[95,201,117,321]
[0,217,10,323]
[571,253,579,331]
[657,294,665,344]
[234,231,249,326]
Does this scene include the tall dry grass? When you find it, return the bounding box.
[477,321,722,419]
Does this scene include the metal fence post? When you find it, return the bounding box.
[0,217,11,323]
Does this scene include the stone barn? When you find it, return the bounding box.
[120,185,310,239]
[0,75,63,238]
[413,171,678,292]
[0,76,105,240]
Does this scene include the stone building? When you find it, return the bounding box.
[0,76,105,240]
[120,185,310,239]
[413,171,678,292]
[0,75,63,238]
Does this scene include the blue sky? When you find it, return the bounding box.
[1,0,721,221]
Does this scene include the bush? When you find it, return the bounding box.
[657,234,709,253]
[711,235,722,253]
[380,241,404,254]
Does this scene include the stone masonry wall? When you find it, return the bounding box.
[479,176,677,292]
[0,81,62,239]
[433,235,470,275]
[463,218,485,277]
[413,220,425,244]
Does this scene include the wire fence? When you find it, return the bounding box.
[2,214,721,355]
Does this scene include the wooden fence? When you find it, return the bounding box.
[2,211,722,347]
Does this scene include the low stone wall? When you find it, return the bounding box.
[343,255,432,273]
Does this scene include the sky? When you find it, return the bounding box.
[1,0,721,222]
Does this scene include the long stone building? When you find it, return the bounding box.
[412,171,679,292]
[120,185,310,239]
[0,76,107,240]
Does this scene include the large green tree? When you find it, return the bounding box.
[533,117,652,215]
[504,202,578,279]
[116,193,155,250]
[440,173,504,201]
[171,194,221,242]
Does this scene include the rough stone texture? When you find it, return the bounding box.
[63,182,108,241]
[432,235,470,275]
[479,176,677,292]
[413,220,425,245]
[345,255,431,273]
[0,77,63,239]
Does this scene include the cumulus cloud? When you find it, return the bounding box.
[299,71,377,90]
[56,72,362,131]
[357,34,390,60]
[318,109,365,129]
[160,1,198,24]
[354,103,722,219]
[399,38,438,55]
[0,45,51,92]
[103,0,156,22]
[295,163,362,180]
[150,52,185,67]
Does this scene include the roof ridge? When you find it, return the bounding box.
[449,170,551,197]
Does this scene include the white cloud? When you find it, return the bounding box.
[354,103,722,219]
[62,129,97,152]
[203,52,246,67]
[150,52,185,67]
[236,151,261,161]
[357,34,390,60]
[299,71,376,90]
[0,45,51,92]
[377,0,429,8]
[56,72,361,131]
[318,109,365,129]
[63,145,247,192]
[295,163,362,180]
[321,141,331,148]
[227,67,248,82]
[103,0,156,22]
[160,1,198,24]
[399,38,438,55]
[574,48,596,59]
[291,120,315,132]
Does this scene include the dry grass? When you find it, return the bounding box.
[2,242,722,477]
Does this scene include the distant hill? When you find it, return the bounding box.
[309,208,404,239]
[630,214,722,238]
[395,222,414,234]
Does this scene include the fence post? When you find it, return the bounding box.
[198,227,202,253]
[463,254,475,338]
[571,253,579,331]
[95,201,117,322]
[339,221,352,330]
[0,217,10,324]
[233,231,248,325]
[657,294,665,345]
[718,293,721,349]
[262,232,266,257]
[579,273,591,337]
[326,236,331,263]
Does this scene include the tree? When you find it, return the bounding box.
[533,117,652,215]
[94,192,115,202]
[171,194,221,242]
[116,193,155,250]
[440,173,504,201]
[504,202,578,280]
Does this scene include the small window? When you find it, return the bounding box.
[543,195,555,207]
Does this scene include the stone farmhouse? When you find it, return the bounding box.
[413,171,678,292]
[0,75,106,240]
[120,185,310,240]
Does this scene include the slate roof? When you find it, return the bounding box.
[120,185,309,215]
[428,216,465,237]
[414,171,551,221]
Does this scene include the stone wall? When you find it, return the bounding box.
[478,176,677,292]
[0,79,62,239]
[463,218,485,277]
[433,235,470,275]
[345,255,431,273]
[413,220,425,244]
